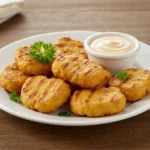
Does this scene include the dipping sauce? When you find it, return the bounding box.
[90,36,135,54]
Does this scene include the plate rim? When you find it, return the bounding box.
[0,101,150,126]
[0,30,97,51]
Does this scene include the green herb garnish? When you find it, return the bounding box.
[58,111,71,117]
[116,71,130,80]
[10,92,21,103]
[29,41,56,63]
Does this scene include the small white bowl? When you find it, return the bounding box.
[84,32,140,75]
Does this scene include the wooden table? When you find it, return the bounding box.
[0,0,150,149]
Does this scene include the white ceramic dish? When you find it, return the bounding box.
[84,32,140,74]
[0,31,150,126]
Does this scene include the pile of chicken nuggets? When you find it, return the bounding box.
[0,37,150,117]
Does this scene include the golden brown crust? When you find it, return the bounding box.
[109,68,150,101]
[15,46,52,75]
[55,37,87,58]
[21,76,71,113]
[99,69,112,87]
[52,55,109,88]
[70,87,126,117]
[0,63,29,93]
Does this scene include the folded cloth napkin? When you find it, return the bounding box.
[0,0,25,24]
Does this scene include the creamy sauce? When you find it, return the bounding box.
[90,36,135,54]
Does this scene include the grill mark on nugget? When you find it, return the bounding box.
[60,37,71,41]
[63,57,80,70]
[73,61,89,74]
[39,79,57,102]
[20,46,30,50]
[74,61,90,74]
[85,69,93,76]
[5,67,18,71]
[22,77,35,93]
[57,56,65,61]
[75,91,82,102]
[133,84,138,88]
[73,66,81,74]
[112,94,118,101]
[81,61,91,70]
[28,78,46,100]
[55,43,63,47]
[86,66,101,76]
[86,89,96,103]
[4,75,14,80]
[99,88,109,102]
[19,53,28,58]
[51,86,62,98]
[28,91,37,100]
[137,78,144,81]
[119,82,125,87]
[40,78,46,84]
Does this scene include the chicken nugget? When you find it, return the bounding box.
[0,63,29,93]
[15,46,52,75]
[109,68,150,101]
[52,55,110,88]
[21,76,71,113]
[100,69,112,87]
[70,87,126,117]
[55,37,87,58]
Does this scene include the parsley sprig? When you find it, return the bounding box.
[116,71,130,80]
[10,92,21,103]
[58,111,71,117]
[29,41,55,63]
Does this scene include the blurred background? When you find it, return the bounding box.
[0,0,150,48]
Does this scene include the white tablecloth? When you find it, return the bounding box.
[0,0,25,23]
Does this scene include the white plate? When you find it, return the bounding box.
[0,31,150,126]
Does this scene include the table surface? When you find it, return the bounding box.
[0,0,150,149]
